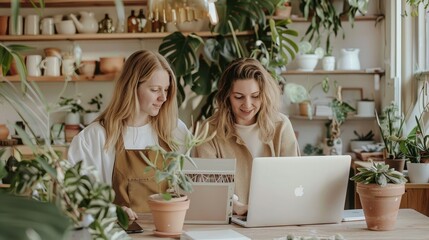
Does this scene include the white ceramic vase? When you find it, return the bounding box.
[65,112,80,125]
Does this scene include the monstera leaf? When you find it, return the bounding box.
[215,0,276,35]
[159,32,204,104]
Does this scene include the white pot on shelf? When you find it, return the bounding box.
[65,112,80,125]
[357,100,375,117]
[296,54,319,71]
[322,56,335,71]
[407,162,429,183]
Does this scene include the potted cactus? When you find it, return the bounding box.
[351,161,407,231]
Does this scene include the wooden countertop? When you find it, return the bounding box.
[130,209,429,239]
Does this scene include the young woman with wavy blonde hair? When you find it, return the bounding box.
[68,50,189,220]
[194,58,300,215]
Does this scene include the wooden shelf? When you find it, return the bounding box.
[289,115,375,121]
[1,73,117,82]
[0,0,147,7]
[282,70,385,75]
[0,31,254,41]
[270,14,384,22]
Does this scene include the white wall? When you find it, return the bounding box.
[0,2,389,153]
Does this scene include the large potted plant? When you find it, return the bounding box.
[0,39,128,240]
[375,102,406,172]
[351,161,407,231]
[159,0,299,119]
[140,122,215,237]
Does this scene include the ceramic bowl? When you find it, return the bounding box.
[296,54,319,71]
[55,20,76,35]
[79,60,96,76]
[99,57,125,74]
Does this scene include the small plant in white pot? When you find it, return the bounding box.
[351,161,407,231]
[58,96,84,125]
[140,122,215,237]
[322,47,335,71]
[350,130,375,151]
[295,41,324,71]
[58,96,84,143]
[83,93,103,126]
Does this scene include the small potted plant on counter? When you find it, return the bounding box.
[83,93,103,126]
[141,122,215,237]
[351,161,407,231]
[376,102,406,172]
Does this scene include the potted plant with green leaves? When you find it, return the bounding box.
[284,76,331,118]
[0,56,128,239]
[159,0,299,119]
[299,0,368,55]
[83,93,103,126]
[140,122,215,237]
[350,130,375,151]
[295,41,325,71]
[58,96,85,125]
[375,102,406,172]
[351,161,407,231]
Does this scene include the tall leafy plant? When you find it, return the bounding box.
[159,0,299,119]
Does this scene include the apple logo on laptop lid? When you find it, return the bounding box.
[294,185,304,197]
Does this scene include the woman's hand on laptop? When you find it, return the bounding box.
[121,206,138,221]
[233,194,248,216]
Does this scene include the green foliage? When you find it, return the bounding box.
[404,0,429,17]
[0,193,71,240]
[375,102,405,159]
[299,0,367,53]
[87,93,103,113]
[285,76,331,104]
[330,99,355,125]
[350,161,407,186]
[353,130,375,141]
[140,122,215,200]
[59,96,85,113]
[159,0,299,119]
[303,143,323,156]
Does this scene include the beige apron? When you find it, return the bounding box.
[112,142,168,213]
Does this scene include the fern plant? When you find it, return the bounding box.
[350,161,407,186]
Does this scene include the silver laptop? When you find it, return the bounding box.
[232,155,351,227]
[182,158,236,224]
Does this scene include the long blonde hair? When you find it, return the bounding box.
[98,50,178,152]
[210,58,280,143]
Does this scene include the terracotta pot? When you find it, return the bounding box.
[148,194,190,237]
[275,6,292,18]
[0,16,8,35]
[8,59,19,76]
[299,101,312,117]
[384,158,406,173]
[79,60,96,76]
[64,124,81,143]
[357,183,405,231]
[0,124,9,140]
[99,57,124,74]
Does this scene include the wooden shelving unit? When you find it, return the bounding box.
[289,115,375,121]
[0,0,146,7]
[269,15,384,22]
[1,73,117,82]
[0,31,254,41]
[282,69,385,76]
